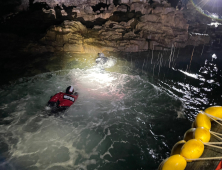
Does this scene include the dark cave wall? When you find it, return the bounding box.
[167,0,180,7]
[0,0,22,16]
[7,0,218,19]
[0,0,218,54]
[0,0,182,16]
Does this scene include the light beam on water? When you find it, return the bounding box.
[0,56,187,170]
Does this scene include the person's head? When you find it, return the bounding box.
[66,86,74,95]
[98,53,105,58]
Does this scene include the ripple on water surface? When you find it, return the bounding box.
[0,66,189,170]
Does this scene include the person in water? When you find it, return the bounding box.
[177,0,182,10]
[96,53,108,65]
[47,86,78,114]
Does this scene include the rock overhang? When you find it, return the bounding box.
[0,0,221,53]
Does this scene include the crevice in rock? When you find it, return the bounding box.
[110,11,142,22]
[92,3,110,12]
[76,17,108,28]
[113,0,120,6]
[30,2,50,11]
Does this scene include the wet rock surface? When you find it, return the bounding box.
[0,0,221,54]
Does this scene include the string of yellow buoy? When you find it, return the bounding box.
[158,106,222,170]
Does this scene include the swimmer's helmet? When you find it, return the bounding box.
[66,86,74,95]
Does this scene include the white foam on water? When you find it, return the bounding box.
[0,67,183,170]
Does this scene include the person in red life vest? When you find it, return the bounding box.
[47,86,78,114]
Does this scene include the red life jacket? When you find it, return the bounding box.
[49,92,78,107]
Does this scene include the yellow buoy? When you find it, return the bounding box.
[158,154,187,170]
[183,128,196,141]
[205,106,222,120]
[195,112,211,130]
[180,139,204,162]
[194,127,211,143]
[171,140,186,156]
[183,127,211,143]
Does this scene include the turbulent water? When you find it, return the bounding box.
[0,48,221,170]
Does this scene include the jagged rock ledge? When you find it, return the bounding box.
[27,7,210,53]
[1,0,213,53]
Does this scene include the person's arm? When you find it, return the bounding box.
[47,93,60,107]
[47,101,57,107]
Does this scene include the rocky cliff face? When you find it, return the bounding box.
[25,0,210,53]
[0,0,216,53]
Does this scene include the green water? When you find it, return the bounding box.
[0,49,221,170]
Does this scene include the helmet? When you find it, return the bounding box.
[66,86,74,94]
[98,53,105,58]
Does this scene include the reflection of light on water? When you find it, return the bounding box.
[70,68,126,100]
[208,22,222,27]
[212,54,217,60]
[69,68,117,89]
[190,32,209,36]
[178,69,205,81]
[86,69,117,86]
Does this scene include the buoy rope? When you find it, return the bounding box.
[210,131,222,141]
[205,142,222,144]
[203,111,222,121]
[186,157,222,161]
[203,142,222,150]
[200,111,222,126]
[204,111,222,120]
[211,131,222,137]
[211,118,222,127]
